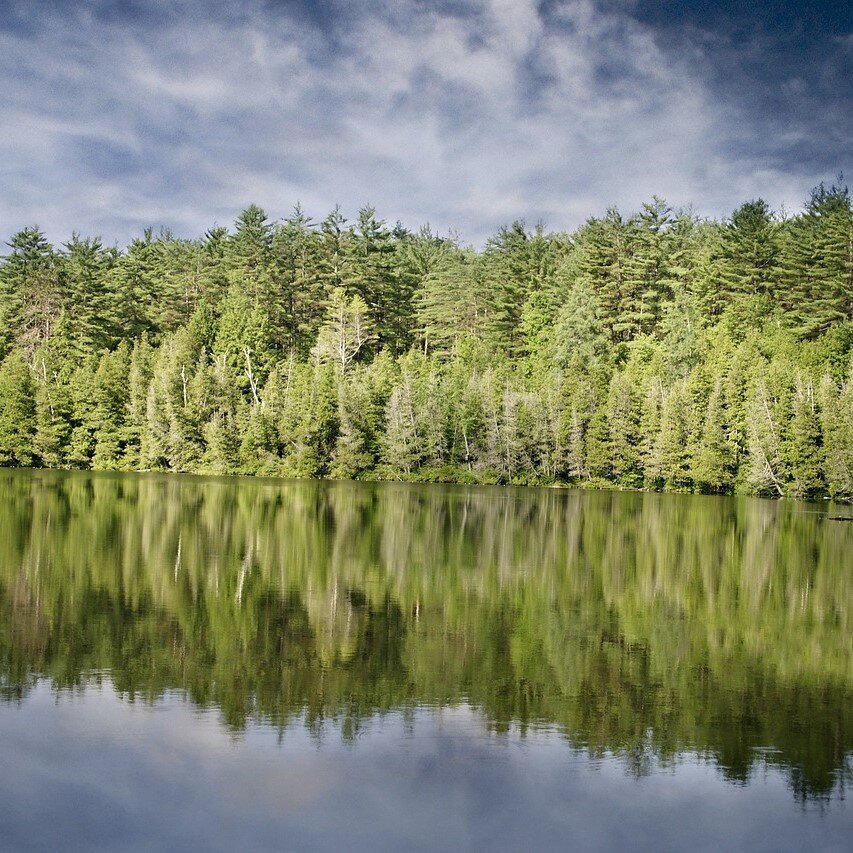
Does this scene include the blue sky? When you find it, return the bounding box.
[1,0,849,245]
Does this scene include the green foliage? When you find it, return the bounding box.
[0,472,849,799]
[781,182,853,338]
[0,184,850,497]
[0,355,36,465]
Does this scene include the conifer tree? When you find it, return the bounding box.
[718,199,781,301]
[692,378,735,493]
[32,351,73,468]
[273,204,325,355]
[124,336,153,469]
[606,371,641,486]
[114,229,163,340]
[0,228,62,357]
[330,369,376,479]
[381,372,421,477]
[647,382,692,489]
[417,249,485,358]
[786,376,824,497]
[576,209,630,342]
[746,375,789,496]
[0,354,36,466]
[623,197,673,335]
[61,235,116,356]
[347,206,399,353]
[819,366,853,497]
[90,343,131,469]
[0,187,849,496]
[781,182,853,337]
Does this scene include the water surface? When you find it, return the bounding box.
[0,470,850,850]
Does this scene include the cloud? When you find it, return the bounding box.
[0,0,848,246]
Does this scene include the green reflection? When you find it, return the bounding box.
[0,469,850,800]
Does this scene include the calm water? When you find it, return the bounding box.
[0,470,850,851]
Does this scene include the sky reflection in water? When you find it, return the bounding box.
[0,471,850,850]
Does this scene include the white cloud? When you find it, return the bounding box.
[0,0,844,246]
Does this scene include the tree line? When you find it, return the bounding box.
[0,183,851,497]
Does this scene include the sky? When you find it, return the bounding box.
[0,0,850,246]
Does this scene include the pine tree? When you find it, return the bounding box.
[781,181,853,337]
[317,205,351,293]
[417,249,485,358]
[330,370,375,478]
[114,229,163,340]
[820,366,853,497]
[347,206,399,353]
[638,376,664,479]
[692,378,735,493]
[381,372,421,477]
[647,381,692,489]
[272,204,325,356]
[238,401,279,475]
[746,375,789,496]
[61,235,116,356]
[786,375,824,497]
[606,371,641,486]
[124,336,153,469]
[623,197,673,335]
[481,222,556,356]
[204,410,240,475]
[90,344,131,469]
[0,354,36,466]
[549,278,609,367]
[66,359,99,468]
[718,199,781,301]
[32,351,73,468]
[575,209,630,342]
[0,228,62,358]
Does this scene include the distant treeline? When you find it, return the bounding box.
[0,183,851,496]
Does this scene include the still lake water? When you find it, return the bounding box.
[0,470,850,851]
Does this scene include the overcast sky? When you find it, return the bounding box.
[1,0,850,245]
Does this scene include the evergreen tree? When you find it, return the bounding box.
[692,378,735,493]
[746,373,790,496]
[0,187,848,497]
[820,367,853,497]
[61,235,116,356]
[0,354,36,466]
[347,206,399,353]
[90,344,131,469]
[718,199,781,301]
[114,229,163,340]
[331,369,377,479]
[647,381,692,489]
[786,376,824,497]
[417,249,486,358]
[781,181,853,337]
[0,228,62,357]
[273,204,325,356]
[623,197,673,335]
[32,351,73,468]
[381,372,421,477]
[575,209,630,342]
[606,371,642,486]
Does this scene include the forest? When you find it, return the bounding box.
[0,182,851,497]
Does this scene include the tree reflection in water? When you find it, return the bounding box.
[0,470,850,802]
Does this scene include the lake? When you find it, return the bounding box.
[0,469,850,851]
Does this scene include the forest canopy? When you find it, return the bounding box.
[0,183,851,497]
